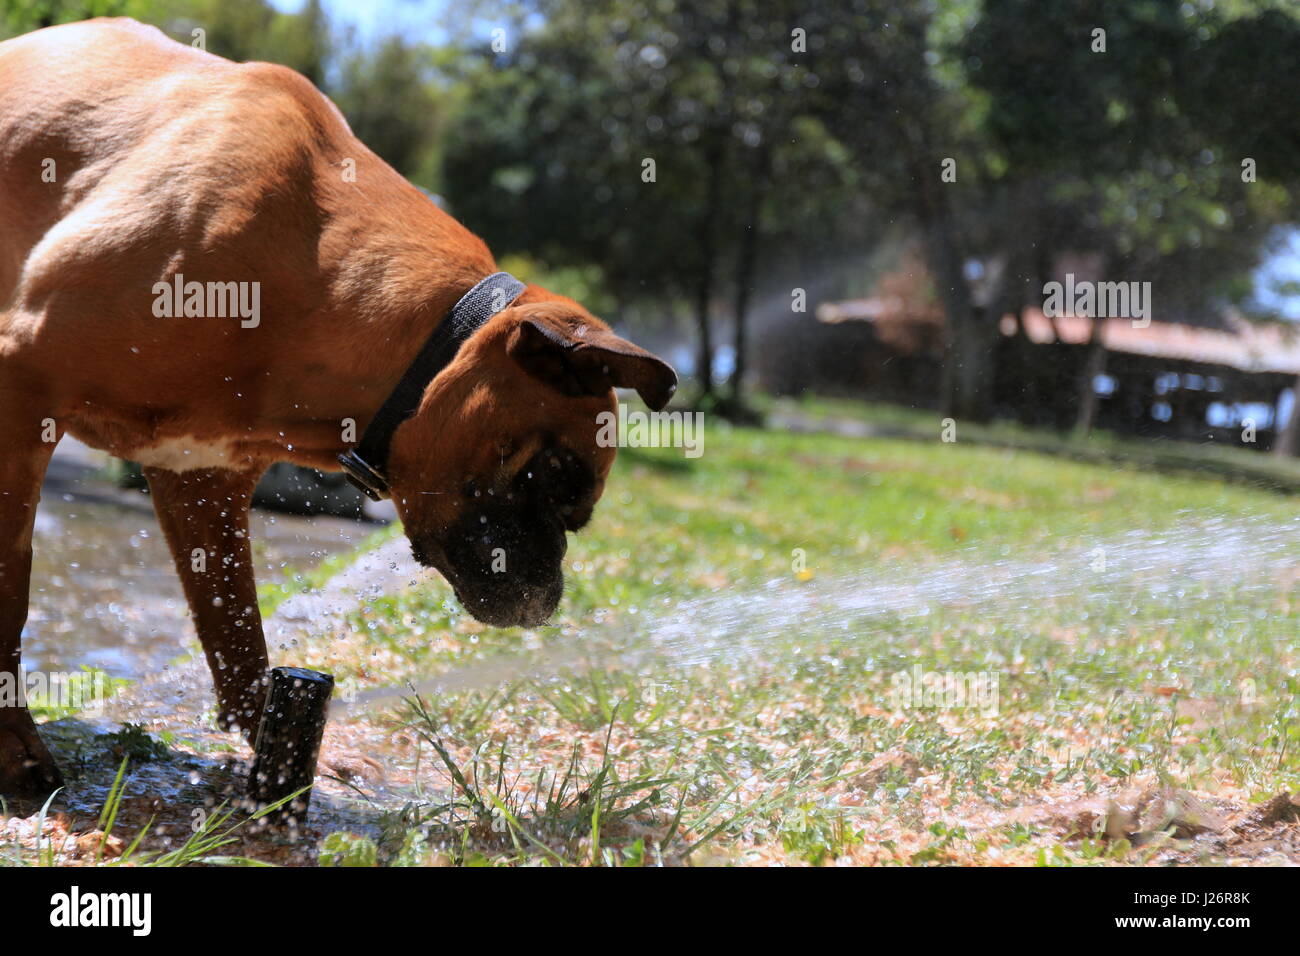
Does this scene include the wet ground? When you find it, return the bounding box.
[25,439,376,679]
[8,438,1299,866]
[9,440,403,863]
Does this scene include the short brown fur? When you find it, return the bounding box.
[0,19,675,794]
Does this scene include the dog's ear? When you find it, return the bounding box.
[508,316,678,410]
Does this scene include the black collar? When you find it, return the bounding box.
[338,271,525,501]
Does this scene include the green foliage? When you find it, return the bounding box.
[27,666,127,721]
[94,723,170,763]
[330,35,445,183]
[1,0,329,84]
[157,0,330,84]
[440,0,871,340]
[958,0,1299,315]
[319,832,380,867]
[1,0,151,40]
[496,254,617,317]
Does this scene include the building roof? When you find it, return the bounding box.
[817,297,1300,376]
[1010,309,1300,376]
[816,297,906,324]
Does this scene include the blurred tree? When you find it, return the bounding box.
[1,0,152,37]
[441,0,864,414]
[961,0,1298,429]
[436,0,1298,425]
[2,0,330,85]
[331,35,444,184]
[160,0,329,85]
[802,0,980,418]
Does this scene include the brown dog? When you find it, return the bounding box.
[0,19,676,795]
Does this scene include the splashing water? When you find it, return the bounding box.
[340,513,1299,712]
[46,505,1297,836]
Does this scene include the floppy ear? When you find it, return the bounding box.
[508,317,678,411]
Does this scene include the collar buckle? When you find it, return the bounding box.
[338,449,390,501]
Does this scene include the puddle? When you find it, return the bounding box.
[25,443,376,679]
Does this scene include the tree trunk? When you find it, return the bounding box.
[1075,318,1107,435]
[1274,377,1300,457]
[730,147,766,406]
[915,174,981,420]
[896,112,998,421]
[694,138,723,397]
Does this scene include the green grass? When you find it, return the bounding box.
[13,410,1291,866]
[256,523,399,618]
[297,417,1299,866]
[1,747,302,867]
[27,667,129,722]
[772,393,1300,494]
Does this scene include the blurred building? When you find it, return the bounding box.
[758,262,1300,452]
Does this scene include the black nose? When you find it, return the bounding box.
[413,504,568,628]
[458,576,563,628]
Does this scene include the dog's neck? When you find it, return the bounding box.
[318,165,497,336]
[265,156,564,467]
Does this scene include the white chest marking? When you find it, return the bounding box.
[129,437,241,472]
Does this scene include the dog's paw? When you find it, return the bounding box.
[0,722,64,798]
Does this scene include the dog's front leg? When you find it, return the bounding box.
[0,430,62,796]
[145,466,269,741]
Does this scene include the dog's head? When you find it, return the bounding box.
[385,294,676,627]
